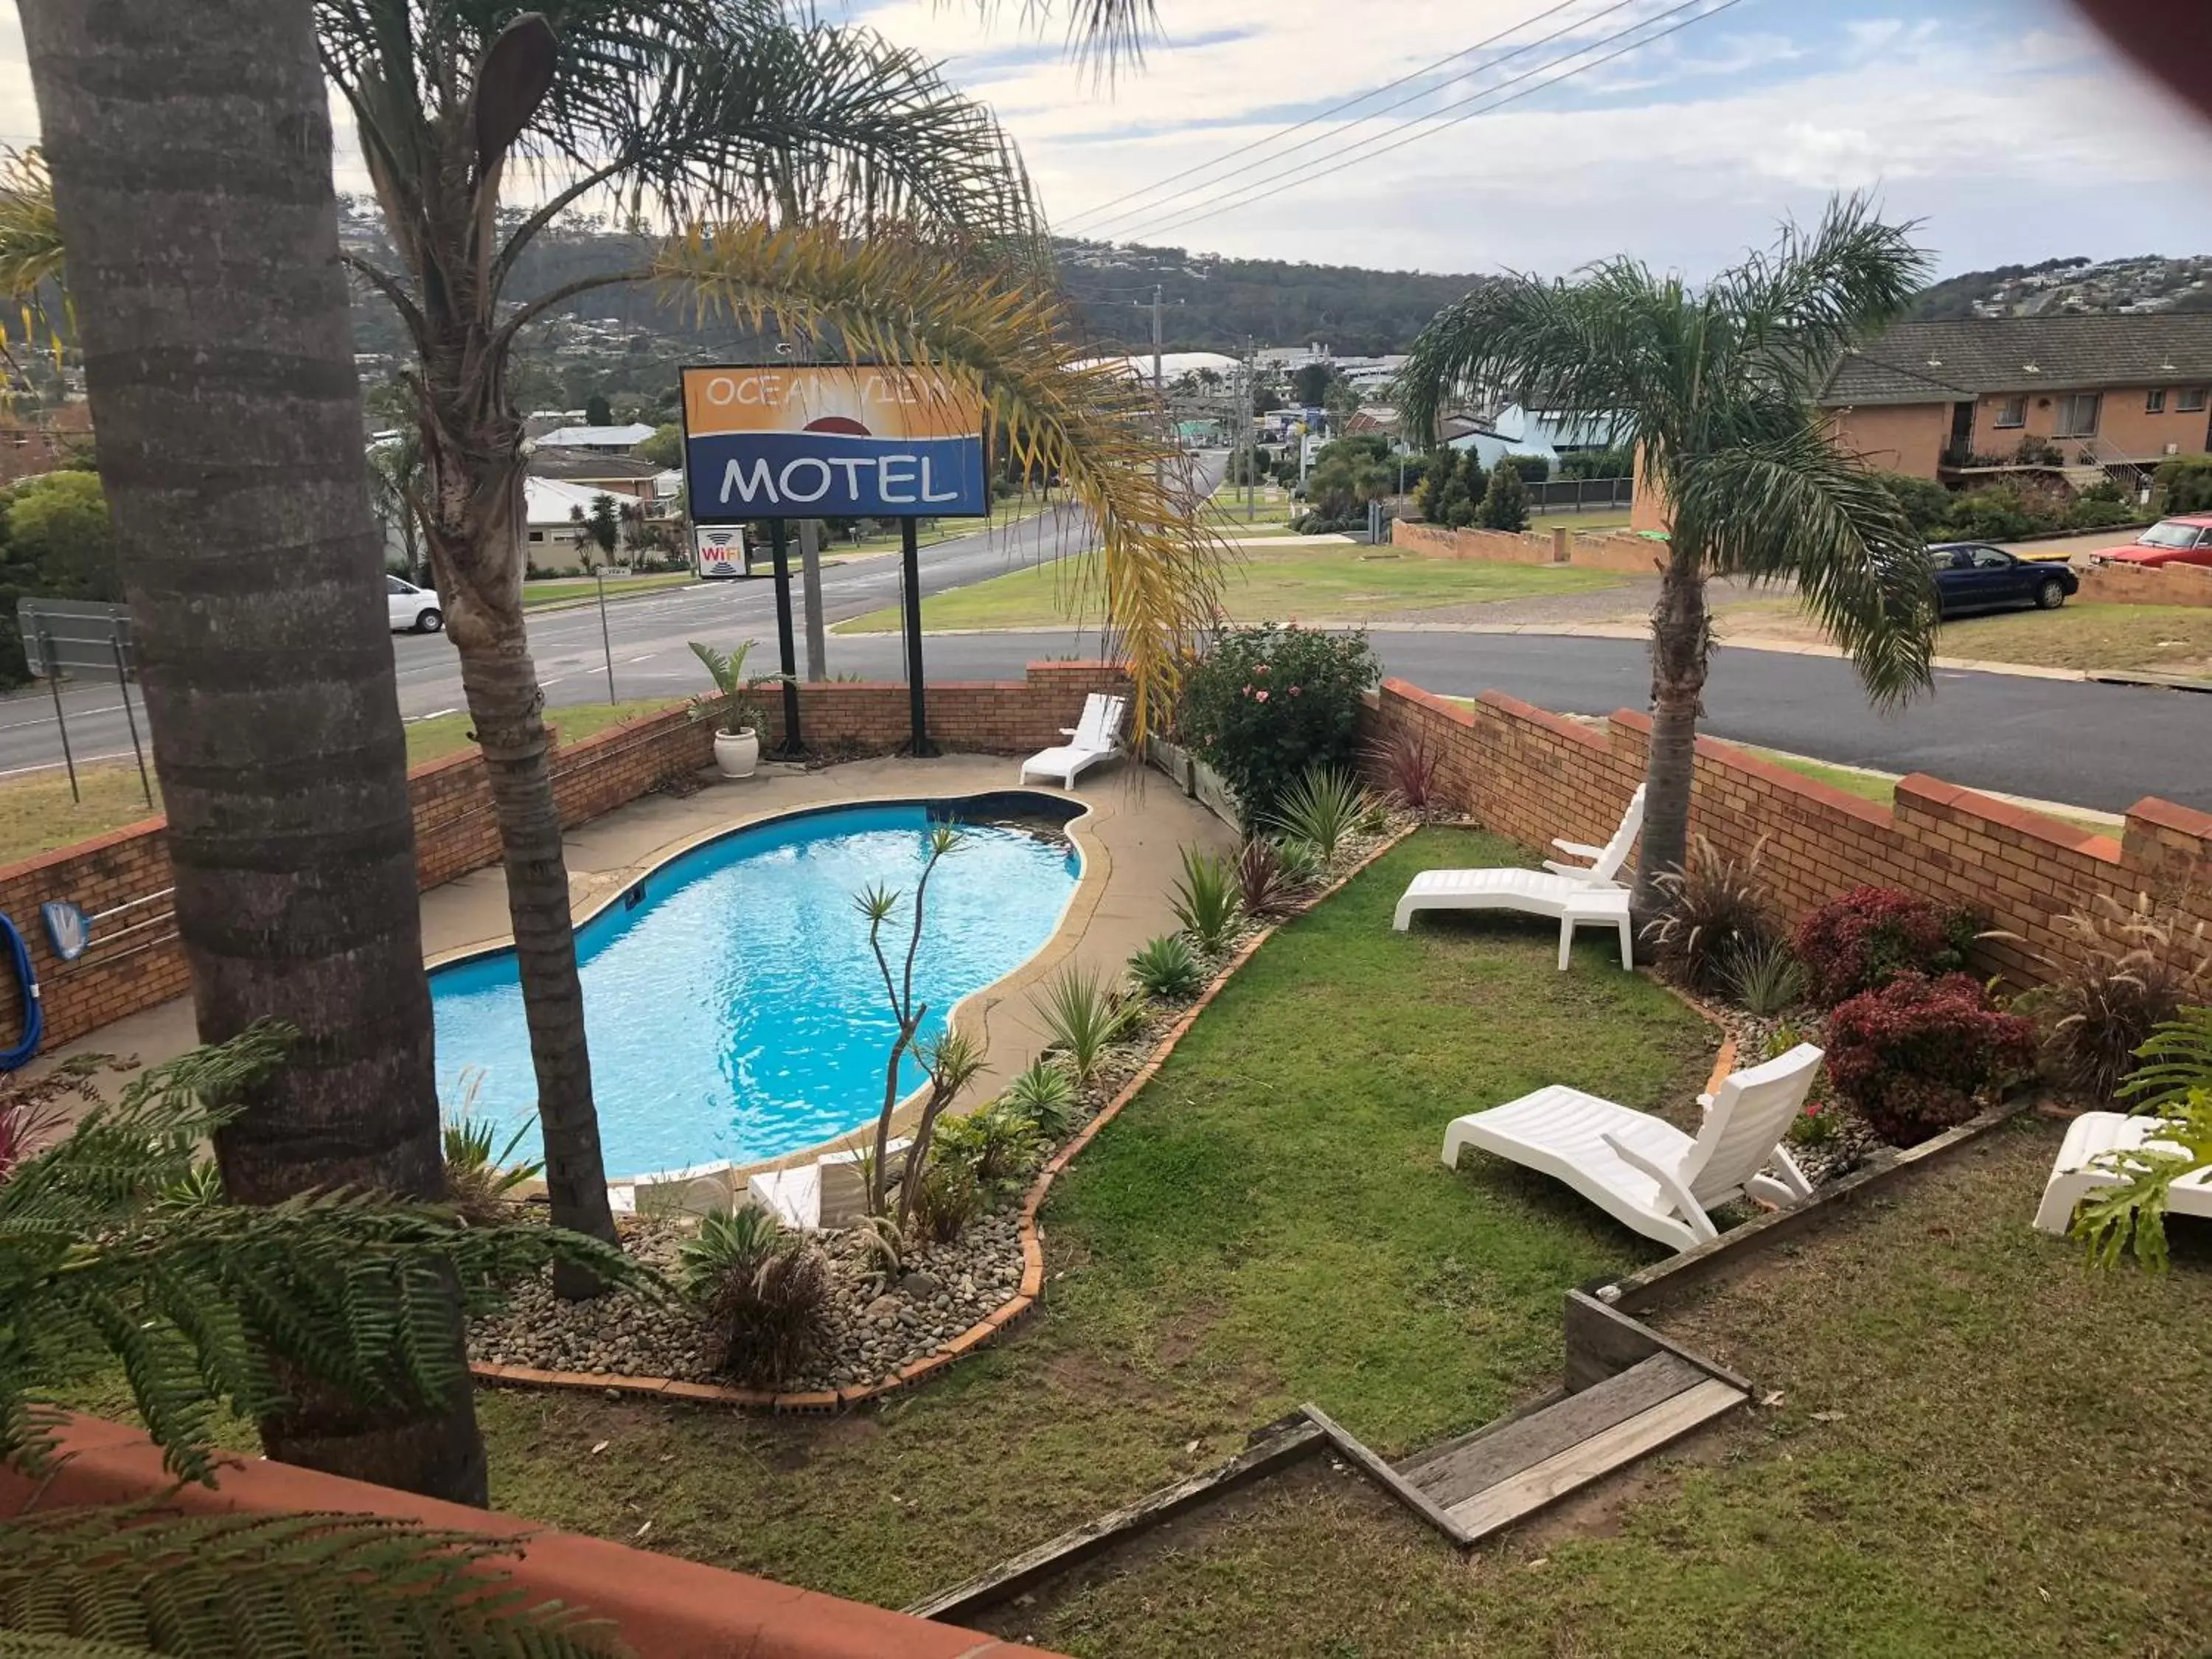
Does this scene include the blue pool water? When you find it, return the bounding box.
[429,800,1082,1177]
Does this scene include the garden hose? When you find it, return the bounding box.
[0,914,42,1071]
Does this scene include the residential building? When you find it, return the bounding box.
[524,476,616,563]
[528,422,658,452]
[527,445,664,501]
[1820,315,2212,481]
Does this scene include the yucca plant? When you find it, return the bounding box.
[1129,932,1206,1001]
[441,1068,543,1224]
[1034,963,1123,1088]
[1721,936,1808,1018]
[1272,835,1325,894]
[686,639,780,737]
[0,1507,625,1658]
[1640,836,1776,992]
[1269,767,1373,863]
[1171,844,1242,954]
[0,1026,643,1488]
[999,1059,1080,1138]
[678,1201,832,1387]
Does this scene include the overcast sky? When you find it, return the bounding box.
[2,0,2208,282]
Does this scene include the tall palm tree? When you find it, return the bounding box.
[15,0,494,1499]
[321,3,1217,1273]
[1398,197,1941,923]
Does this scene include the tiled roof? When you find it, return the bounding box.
[1820,315,2212,405]
[528,446,664,481]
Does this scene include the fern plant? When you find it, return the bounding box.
[0,1506,625,1657]
[1170,844,1242,954]
[0,1026,644,1486]
[2073,1006,2212,1270]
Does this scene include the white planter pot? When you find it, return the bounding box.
[713,728,761,779]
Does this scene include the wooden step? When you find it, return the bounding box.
[1399,1352,1708,1509]
[1446,1377,1743,1540]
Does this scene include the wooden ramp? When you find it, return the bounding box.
[910,1290,1748,1621]
[1394,1351,1743,1543]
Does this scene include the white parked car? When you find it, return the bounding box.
[386,575,444,633]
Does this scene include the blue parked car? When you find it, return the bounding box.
[1927,541,2078,619]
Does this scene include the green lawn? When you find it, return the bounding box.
[988,1121,2212,1658]
[470,829,1712,1605]
[1745,745,2117,836]
[0,696,695,866]
[1938,602,2212,675]
[521,572,696,609]
[835,548,1622,632]
[835,490,1060,556]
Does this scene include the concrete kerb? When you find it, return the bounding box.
[470,824,1421,1416]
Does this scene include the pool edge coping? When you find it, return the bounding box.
[470,820,1424,1415]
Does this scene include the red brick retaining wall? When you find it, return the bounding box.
[0,662,1133,1052]
[1360,678,2212,988]
[2,1413,1057,1659]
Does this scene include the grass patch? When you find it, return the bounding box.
[406,696,689,766]
[1743,745,2117,836]
[834,492,1060,556]
[520,572,696,609]
[990,1122,2212,1658]
[1937,602,2212,674]
[467,829,1711,1604]
[0,761,161,866]
[835,549,1622,633]
[1530,509,1633,533]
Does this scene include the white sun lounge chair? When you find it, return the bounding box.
[1393,787,1645,970]
[743,1138,910,1231]
[1441,1044,1823,1252]
[1019,693,1127,788]
[2031,1111,2212,1237]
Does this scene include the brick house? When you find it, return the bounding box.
[1821,314,2212,483]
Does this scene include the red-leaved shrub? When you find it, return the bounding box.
[1825,972,2037,1146]
[1791,886,1976,1007]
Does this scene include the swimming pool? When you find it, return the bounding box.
[429,795,1084,1178]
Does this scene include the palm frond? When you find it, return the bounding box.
[655,220,1222,734]
[1672,420,1937,707]
[0,1506,625,1657]
[0,147,64,300]
[1672,418,1938,703]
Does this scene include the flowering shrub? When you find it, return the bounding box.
[1791,885,1977,1007]
[1177,624,1380,824]
[1825,972,2037,1146]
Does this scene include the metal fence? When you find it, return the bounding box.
[1530,476,1634,512]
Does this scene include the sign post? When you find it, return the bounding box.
[767,519,802,757]
[679,364,987,761]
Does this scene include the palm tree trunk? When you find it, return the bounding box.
[1633,539,1712,933]
[421,444,618,1288]
[19,0,487,1501]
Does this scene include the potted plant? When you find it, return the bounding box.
[689,639,777,778]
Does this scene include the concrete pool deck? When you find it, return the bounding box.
[37,752,1234,1178]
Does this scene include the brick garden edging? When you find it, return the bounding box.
[470,824,1422,1415]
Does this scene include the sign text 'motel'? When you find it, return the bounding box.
[679,365,988,522]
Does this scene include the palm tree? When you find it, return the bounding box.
[1398,197,1941,924]
[320,3,1218,1270]
[15,0,504,1500]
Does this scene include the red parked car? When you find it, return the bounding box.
[2092,515,2212,568]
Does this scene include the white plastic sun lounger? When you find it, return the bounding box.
[743,1138,910,1231]
[1441,1044,1823,1251]
[1393,787,1645,969]
[2032,1111,2212,1236]
[1019,692,1128,789]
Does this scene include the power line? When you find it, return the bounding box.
[1113,0,1746,248]
[1057,0,1604,237]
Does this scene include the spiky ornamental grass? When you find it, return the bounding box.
[1,1024,650,1487]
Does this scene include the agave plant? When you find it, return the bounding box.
[1128,932,1207,1000]
[1171,844,1242,954]
[999,1059,1080,1137]
[1269,766,1374,863]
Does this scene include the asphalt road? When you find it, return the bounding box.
[7,486,2208,814]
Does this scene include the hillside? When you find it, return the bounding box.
[1910,254,2212,321]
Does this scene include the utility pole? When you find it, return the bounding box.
[1147,285,1165,486]
[1245,335,1257,523]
